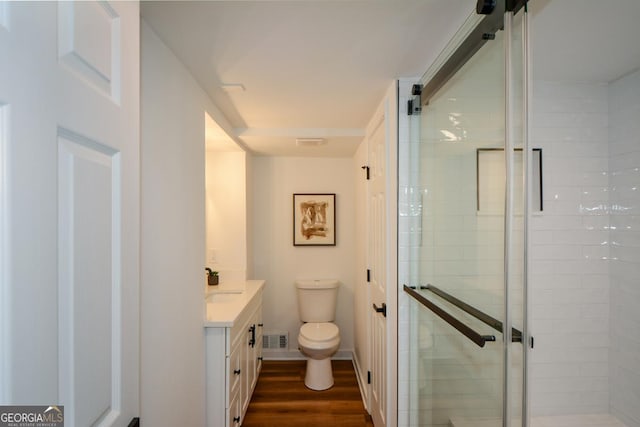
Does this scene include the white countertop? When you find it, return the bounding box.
[204,280,265,328]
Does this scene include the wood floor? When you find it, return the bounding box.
[242,360,374,427]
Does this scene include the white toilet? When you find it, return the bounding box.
[295,279,341,391]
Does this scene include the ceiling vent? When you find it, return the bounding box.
[296,138,326,147]
[220,83,245,93]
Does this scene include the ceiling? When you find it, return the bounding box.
[530,0,640,84]
[141,1,640,157]
[141,0,476,156]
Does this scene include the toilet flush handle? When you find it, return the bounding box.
[373,303,387,317]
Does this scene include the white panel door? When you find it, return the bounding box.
[369,111,387,427]
[367,81,398,427]
[0,2,140,426]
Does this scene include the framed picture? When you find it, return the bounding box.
[293,193,336,246]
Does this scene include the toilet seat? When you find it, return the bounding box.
[299,322,339,343]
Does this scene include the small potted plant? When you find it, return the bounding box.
[205,268,219,286]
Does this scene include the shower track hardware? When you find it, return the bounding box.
[408,84,422,115]
[476,0,496,15]
[406,284,523,343]
[361,165,370,180]
[373,302,387,317]
[420,0,527,106]
[404,285,496,348]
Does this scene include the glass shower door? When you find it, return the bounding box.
[403,4,529,427]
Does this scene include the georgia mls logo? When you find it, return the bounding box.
[0,405,64,427]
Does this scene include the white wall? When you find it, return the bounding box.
[530,71,640,426]
[251,157,356,358]
[530,80,611,416]
[140,21,207,426]
[609,68,640,427]
[206,150,248,282]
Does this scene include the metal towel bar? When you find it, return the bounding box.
[403,285,496,348]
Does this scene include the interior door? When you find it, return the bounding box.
[0,2,140,425]
[368,82,398,427]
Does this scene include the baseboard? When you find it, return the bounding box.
[352,352,370,412]
[261,349,353,360]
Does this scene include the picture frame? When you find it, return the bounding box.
[293,193,336,246]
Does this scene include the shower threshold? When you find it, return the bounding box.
[449,414,629,427]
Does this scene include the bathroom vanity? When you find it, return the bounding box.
[205,280,264,427]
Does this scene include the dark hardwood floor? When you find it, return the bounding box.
[242,360,374,427]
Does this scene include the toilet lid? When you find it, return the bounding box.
[300,322,339,343]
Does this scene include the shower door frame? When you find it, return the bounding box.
[403,1,532,426]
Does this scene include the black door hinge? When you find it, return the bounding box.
[367,371,371,384]
[530,336,534,349]
[408,84,422,115]
[361,165,370,180]
[366,269,371,282]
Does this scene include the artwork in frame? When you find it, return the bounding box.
[293,193,336,246]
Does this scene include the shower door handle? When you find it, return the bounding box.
[373,303,387,317]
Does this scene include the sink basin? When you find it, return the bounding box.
[207,292,244,304]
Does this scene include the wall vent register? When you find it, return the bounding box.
[263,333,288,350]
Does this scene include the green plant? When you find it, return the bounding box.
[205,268,219,276]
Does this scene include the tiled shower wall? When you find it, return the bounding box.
[531,71,639,426]
[529,80,611,416]
[608,69,640,427]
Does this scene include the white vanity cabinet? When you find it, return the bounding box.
[205,281,264,427]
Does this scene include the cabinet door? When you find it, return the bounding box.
[228,338,242,404]
[252,306,263,389]
[227,393,241,427]
[242,322,254,414]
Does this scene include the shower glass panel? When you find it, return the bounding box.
[412,27,506,427]
[404,6,528,427]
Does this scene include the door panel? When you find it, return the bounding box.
[369,115,386,427]
[1,2,139,425]
[58,132,122,426]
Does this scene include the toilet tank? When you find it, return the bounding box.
[295,279,340,322]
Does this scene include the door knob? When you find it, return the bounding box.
[373,302,387,317]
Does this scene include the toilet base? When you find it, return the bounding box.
[304,358,334,391]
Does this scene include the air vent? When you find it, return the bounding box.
[296,138,326,147]
[263,332,288,350]
[220,83,245,92]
